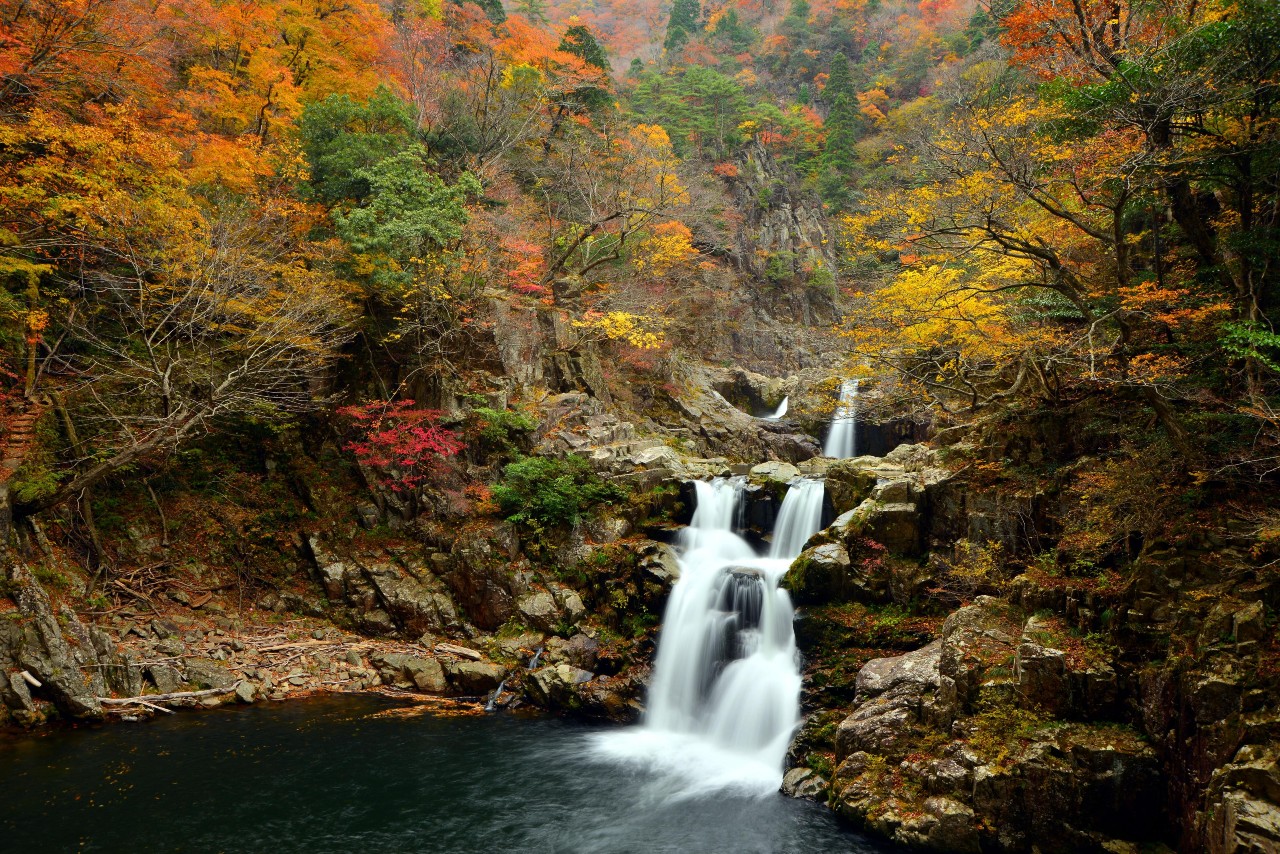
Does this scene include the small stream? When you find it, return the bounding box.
[0,694,893,853]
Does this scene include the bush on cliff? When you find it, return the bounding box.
[492,455,627,529]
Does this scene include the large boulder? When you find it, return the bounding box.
[370,652,447,692]
[825,598,1166,852]
[4,558,103,719]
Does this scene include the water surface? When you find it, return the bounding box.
[0,695,892,853]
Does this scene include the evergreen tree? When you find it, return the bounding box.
[451,0,505,24]
[512,0,548,24]
[820,52,862,205]
[560,25,610,72]
[664,0,701,53]
[558,25,611,113]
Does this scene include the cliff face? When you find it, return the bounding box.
[779,431,1280,853]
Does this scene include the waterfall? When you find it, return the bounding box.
[768,479,825,559]
[760,396,789,421]
[594,477,820,796]
[483,678,508,712]
[823,379,859,458]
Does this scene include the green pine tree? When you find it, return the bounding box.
[820,52,862,203]
[558,25,612,113]
[664,0,701,53]
[512,0,548,24]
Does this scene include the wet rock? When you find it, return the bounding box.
[785,542,851,605]
[782,767,827,800]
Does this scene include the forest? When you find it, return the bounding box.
[0,0,1278,851]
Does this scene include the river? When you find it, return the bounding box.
[0,694,892,853]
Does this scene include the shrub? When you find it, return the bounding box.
[469,406,537,455]
[491,455,627,528]
[338,400,463,492]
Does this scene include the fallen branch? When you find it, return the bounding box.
[133,698,176,715]
[435,643,482,661]
[99,682,240,707]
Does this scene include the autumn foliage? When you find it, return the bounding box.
[338,400,463,492]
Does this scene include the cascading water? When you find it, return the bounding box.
[594,477,826,796]
[761,396,789,421]
[823,379,860,458]
[768,479,825,559]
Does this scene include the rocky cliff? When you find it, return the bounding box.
[778,440,1280,854]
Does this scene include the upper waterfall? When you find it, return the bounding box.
[761,397,789,421]
[823,379,859,458]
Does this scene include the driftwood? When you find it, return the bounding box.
[435,643,482,661]
[99,682,240,708]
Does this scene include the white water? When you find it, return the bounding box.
[823,379,860,458]
[594,477,826,797]
[761,396,789,420]
[768,479,825,559]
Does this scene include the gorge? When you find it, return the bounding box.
[1,0,1278,851]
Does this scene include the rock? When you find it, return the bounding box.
[861,500,923,556]
[4,670,36,713]
[442,659,505,694]
[516,590,562,631]
[749,460,801,488]
[362,557,463,637]
[553,586,587,624]
[441,529,519,630]
[638,541,681,585]
[782,767,827,800]
[824,460,885,514]
[856,639,943,700]
[371,652,447,693]
[835,683,926,758]
[234,681,257,703]
[1232,601,1266,643]
[147,664,184,694]
[1201,743,1280,853]
[907,797,981,853]
[561,634,600,671]
[184,659,236,691]
[4,559,103,719]
[526,663,596,710]
[785,542,851,605]
[1013,618,1070,717]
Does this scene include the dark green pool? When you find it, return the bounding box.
[0,695,892,853]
